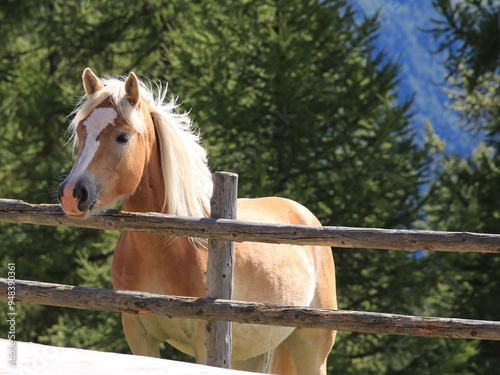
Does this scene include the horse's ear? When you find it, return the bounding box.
[82,68,103,97]
[125,72,140,106]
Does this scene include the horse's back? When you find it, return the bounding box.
[237,196,323,226]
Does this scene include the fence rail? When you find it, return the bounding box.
[2,189,500,370]
[2,278,499,341]
[1,199,500,253]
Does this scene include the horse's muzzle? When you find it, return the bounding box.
[58,173,97,219]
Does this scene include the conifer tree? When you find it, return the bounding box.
[0,1,465,373]
[165,1,449,373]
[425,1,500,373]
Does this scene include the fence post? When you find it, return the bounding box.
[205,171,238,368]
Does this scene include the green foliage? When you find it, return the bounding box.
[429,0,500,88]
[154,1,452,373]
[166,0,431,225]
[0,0,131,355]
[446,65,500,146]
[0,0,490,374]
[424,1,500,374]
[37,240,126,353]
[425,146,500,374]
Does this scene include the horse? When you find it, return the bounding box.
[58,68,337,374]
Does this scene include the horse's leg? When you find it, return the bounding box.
[280,328,335,375]
[122,314,161,357]
[269,343,297,375]
[232,352,273,373]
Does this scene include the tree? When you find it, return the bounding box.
[425,1,500,374]
[428,0,500,88]
[0,1,459,373]
[165,1,453,373]
[0,0,200,361]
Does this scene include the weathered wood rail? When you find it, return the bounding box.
[2,180,500,371]
[2,279,499,341]
[1,198,500,253]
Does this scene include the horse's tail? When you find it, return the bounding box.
[269,343,297,375]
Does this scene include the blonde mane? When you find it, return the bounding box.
[69,75,213,218]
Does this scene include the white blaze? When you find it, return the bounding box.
[71,107,118,176]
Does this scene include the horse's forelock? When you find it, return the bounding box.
[69,76,154,147]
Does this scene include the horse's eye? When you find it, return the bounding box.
[116,133,130,144]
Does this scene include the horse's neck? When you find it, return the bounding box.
[122,128,165,213]
[117,130,207,297]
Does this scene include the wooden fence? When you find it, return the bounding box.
[1,171,500,369]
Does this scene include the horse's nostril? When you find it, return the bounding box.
[73,177,94,212]
[58,174,96,215]
[75,186,88,203]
